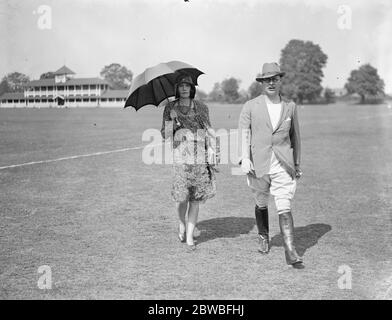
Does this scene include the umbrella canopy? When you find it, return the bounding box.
[124,61,204,110]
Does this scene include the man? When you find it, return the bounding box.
[238,62,304,269]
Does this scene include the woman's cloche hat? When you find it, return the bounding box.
[174,73,196,99]
[175,74,195,86]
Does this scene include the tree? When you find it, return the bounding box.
[100,63,133,89]
[279,39,328,104]
[208,82,224,102]
[237,89,249,104]
[40,71,55,79]
[345,64,385,103]
[221,77,240,103]
[323,88,336,104]
[195,89,208,101]
[1,72,30,92]
[0,78,11,96]
[248,74,263,99]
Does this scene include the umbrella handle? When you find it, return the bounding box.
[170,108,181,127]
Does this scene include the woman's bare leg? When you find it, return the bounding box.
[176,200,188,235]
[186,201,199,246]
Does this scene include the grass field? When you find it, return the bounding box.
[0,102,391,300]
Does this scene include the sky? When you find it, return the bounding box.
[1,0,391,94]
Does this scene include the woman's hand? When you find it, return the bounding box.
[170,109,181,126]
[170,109,178,120]
[206,127,216,138]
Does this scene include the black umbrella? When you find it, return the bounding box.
[124,60,204,110]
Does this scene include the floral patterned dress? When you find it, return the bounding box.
[161,99,217,203]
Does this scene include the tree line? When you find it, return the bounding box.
[203,39,386,104]
[0,40,386,104]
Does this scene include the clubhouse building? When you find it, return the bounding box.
[0,66,129,108]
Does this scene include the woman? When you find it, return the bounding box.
[161,74,217,251]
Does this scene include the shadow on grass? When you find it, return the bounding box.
[270,223,332,256]
[196,218,331,256]
[196,217,255,244]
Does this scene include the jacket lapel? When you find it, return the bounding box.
[272,100,289,134]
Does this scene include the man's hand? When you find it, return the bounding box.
[241,158,254,174]
[295,165,303,179]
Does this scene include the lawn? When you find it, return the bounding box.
[0,102,391,299]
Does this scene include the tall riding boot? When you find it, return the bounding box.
[255,205,269,254]
[278,211,304,269]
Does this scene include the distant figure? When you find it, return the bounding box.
[161,74,218,251]
[238,62,304,269]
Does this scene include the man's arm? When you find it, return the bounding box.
[238,102,252,165]
[290,103,301,171]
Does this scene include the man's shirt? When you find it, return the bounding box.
[265,95,285,174]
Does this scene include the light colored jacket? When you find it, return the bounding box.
[238,94,301,179]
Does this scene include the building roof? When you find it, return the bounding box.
[65,78,109,86]
[54,65,75,75]
[0,92,25,100]
[25,77,110,87]
[101,90,129,99]
[25,79,54,87]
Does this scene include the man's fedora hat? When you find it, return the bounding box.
[256,62,285,82]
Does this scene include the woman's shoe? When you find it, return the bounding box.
[187,244,196,251]
[178,225,186,243]
[178,232,186,243]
